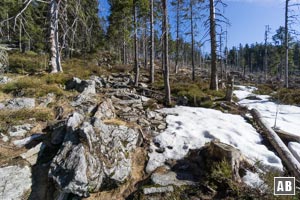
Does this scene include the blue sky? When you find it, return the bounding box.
[98,0,299,52]
[224,0,286,48]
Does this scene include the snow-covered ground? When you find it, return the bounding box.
[234,85,300,136]
[146,106,283,173]
[234,85,300,164]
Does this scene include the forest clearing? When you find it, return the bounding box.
[0,0,300,199]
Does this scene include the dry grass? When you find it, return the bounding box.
[0,108,54,132]
[103,118,128,126]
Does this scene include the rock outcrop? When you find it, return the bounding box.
[48,109,141,197]
[0,166,32,200]
[0,97,35,110]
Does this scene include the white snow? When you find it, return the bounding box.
[242,170,266,191]
[234,85,300,173]
[233,85,300,136]
[146,106,283,173]
[288,142,300,163]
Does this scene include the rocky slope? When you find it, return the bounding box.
[0,72,293,200]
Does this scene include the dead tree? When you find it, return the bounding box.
[162,0,171,106]
[49,0,62,73]
[251,109,300,179]
[209,0,218,90]
[174,0,181,74]
[190,0,195,81]
[207,0,228,90]
[133,0,139,86]
[264,25,270,81]
[150,0,155,83]
[2,0,63,73]
[284,0,289,88]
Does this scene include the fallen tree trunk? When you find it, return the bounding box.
[274,128,300,143]
[250,108,300,180]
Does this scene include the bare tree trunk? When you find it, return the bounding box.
[209,0,218,90]
[122,19,127,64]
[19,18,22,52]
[175,0,180,74]
[264,25,270,81]
[49,0,62,73]
[150,0,155,83]
[162,0,171,106]
[143,18,148,69]
[133,0,139,86]
[284,0,289,88]
[190,0,195,81]
[219,29,223,80]
[7,13,10,41]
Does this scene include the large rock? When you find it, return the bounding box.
[151,171,196,187]
[0,165,32,200]
[0,76,11,84]
[6,98,35,109]
[20,143,43,165]
[8,124,34,137]
[48,110,141,197]
[93,99,115,120]
[66,77,96,94]
[143,186,174,195]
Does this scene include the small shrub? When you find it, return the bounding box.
[254,84,274,95]
[210,159,232,181]
[272,88,300,105]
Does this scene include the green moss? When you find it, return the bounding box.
[0,77,67,97]
[210,159,232,181]
[8,52,47,74]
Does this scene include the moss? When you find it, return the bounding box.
[8,52,47,74]
[210,159,232,182]
[0,76,68,97]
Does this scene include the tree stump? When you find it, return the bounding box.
[225,75,234,102]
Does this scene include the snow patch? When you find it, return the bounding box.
[234,85,300,136]
[242,170,266,191]
[288,142,300,163]
[146,106,283,173]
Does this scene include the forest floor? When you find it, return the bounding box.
[0,51,300,199]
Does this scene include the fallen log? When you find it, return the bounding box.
[274,128,300,143]
[250,108,300,180]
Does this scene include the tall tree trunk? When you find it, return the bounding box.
[162,0,171,106]
[220,29,223,80]
[175,0,180,74]
[284,0,289,88]
[209,0,218,90]
[264,25,269,81]
[19,18,22,52]
[150,0,155,83]
[143,18,148,69]
[49,0,62,73]
[190,0,195,81]
[133,0,139,86]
